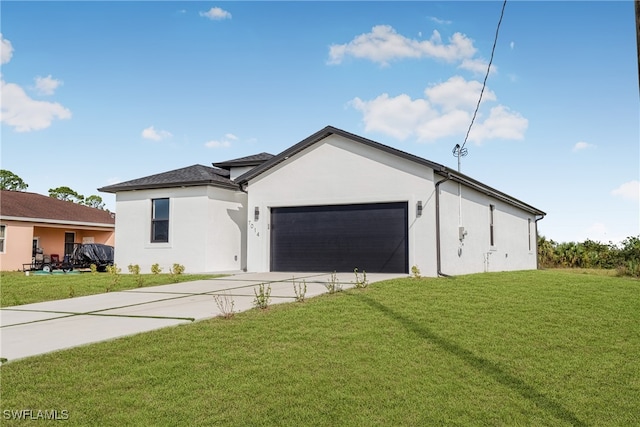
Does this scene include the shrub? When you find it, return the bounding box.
[90,264,98,275]
[353,268,369,289]
[151,264,162,275]
[253,283,271,309]
[213,293,235,319]
[293,277,307,302]
[105,264,121,292]
[128,264,144,287]
[325,272,342,294]
[170,263,186,283]
[617,259,640,278]
[411,265,421,279]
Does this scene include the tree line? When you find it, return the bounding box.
[538,235,640,277]
[0,169,106,210]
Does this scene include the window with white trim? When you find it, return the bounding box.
[0,225,5,253]
[151,198,169,243]
[489,204,495,247]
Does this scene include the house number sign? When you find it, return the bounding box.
[248,220,260,237]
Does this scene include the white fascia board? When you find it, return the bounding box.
[0,216,115,229]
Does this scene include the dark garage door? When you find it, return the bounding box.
[270,202,408,273]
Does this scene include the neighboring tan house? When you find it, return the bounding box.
[99,126,545,276]
[0,190,115,271]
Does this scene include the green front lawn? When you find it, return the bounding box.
[1,270,638,425]
[0,271,222,307]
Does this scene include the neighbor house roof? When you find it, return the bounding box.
[98,164,238,193]
[236,126,546,217]
[213,152,275,169]
[0,190,116,227]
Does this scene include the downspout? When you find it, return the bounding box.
[435,174,452,277]
[534,214,545,270]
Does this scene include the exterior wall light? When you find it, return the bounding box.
[254,207,260,222]
[416,201,423,217]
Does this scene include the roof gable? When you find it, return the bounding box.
[235,126,446,185]
[236,125,545,216]
[98,164,237,193]
[0,190,115,225]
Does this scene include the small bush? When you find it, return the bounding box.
[151,264,162,275]
[253,283,271,309]
[293,277,307,302]
[353,268,369,289]
[411,265,421,279]
[325,272,342,294]
[617,259,640,278]
[170,263,186,282]
[128,264,144,287]
[90,264,98,275]
[213,293,235,319]
[105,264,121,292]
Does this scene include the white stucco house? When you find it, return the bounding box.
[98,126,545,276]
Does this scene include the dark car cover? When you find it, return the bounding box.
[70,243,114,269]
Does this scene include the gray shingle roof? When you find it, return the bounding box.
[213,152,275,169]
[0,190,115,225]
[98,164,238,193]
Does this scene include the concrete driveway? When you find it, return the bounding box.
[0,271,405,362]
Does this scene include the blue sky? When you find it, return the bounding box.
[1,1,638,245]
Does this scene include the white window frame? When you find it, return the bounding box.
[489,204,496,249]
[151,198,170,243]
[0,225,6,253]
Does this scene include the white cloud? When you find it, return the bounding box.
[430,17,452,25]
[350,94,434,140]
[141,126,173,141]
[204,132,243,148]
[572,141,595,152]
[0,35,72,132]
[458,58,497,75]
[467,106,528,144]
[425,76,496,111]
[34,75,63,95]
[205,140,231,148]
[611,180,640,202]
[351,76,526,144]
[328,26,476,66]
[1,79,72,132]
[416,109,470,141]
[1,33,13,64]
[510,41,515,50]
[199,7,232,21]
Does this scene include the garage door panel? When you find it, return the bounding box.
[270,203,407,273]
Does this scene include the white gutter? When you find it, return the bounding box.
[0,216,115,228]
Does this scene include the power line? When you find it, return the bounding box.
[454,0,508,163]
